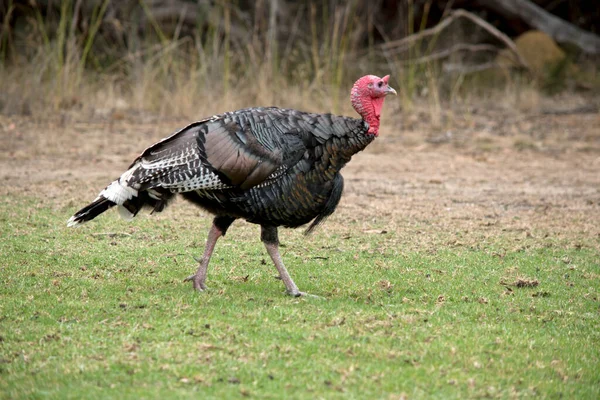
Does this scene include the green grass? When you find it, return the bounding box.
[1,196,599,399]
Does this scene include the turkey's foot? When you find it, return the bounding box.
[184,221,226,292]
[183,274,208,292]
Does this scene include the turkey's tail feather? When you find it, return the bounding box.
[67,196,116,227]
[67,188,174,227]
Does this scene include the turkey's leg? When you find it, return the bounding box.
[261,225,304,297]
[185,216,234,291]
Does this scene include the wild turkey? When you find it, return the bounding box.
[68,74,396,296]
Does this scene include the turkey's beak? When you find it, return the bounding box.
[385,86,397,96]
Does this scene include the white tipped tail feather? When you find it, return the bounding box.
[66,215,81,227]
[67,167,139,227]
[67,195,117,227]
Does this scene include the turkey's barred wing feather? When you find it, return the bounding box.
[128,122,223,192]
[136,121,207,166]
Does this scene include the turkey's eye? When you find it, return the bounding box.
[377,81,383,88]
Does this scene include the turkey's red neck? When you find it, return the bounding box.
[351,86,386,137]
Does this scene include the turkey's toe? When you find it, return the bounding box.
[184,274,208,292]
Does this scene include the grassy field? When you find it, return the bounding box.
[1,187,599,398]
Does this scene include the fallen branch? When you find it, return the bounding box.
[380,9,529,71]
[479,0,600,55]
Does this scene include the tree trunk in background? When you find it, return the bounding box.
[478,0,600,54]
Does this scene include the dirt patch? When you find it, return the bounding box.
[1,103,599,251]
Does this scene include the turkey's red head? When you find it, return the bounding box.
[351,75,397,136]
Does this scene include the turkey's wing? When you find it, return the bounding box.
[131,116,298,192]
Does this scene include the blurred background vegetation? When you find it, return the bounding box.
[1,0,598,118]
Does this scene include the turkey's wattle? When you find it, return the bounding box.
[68,75,396,296]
